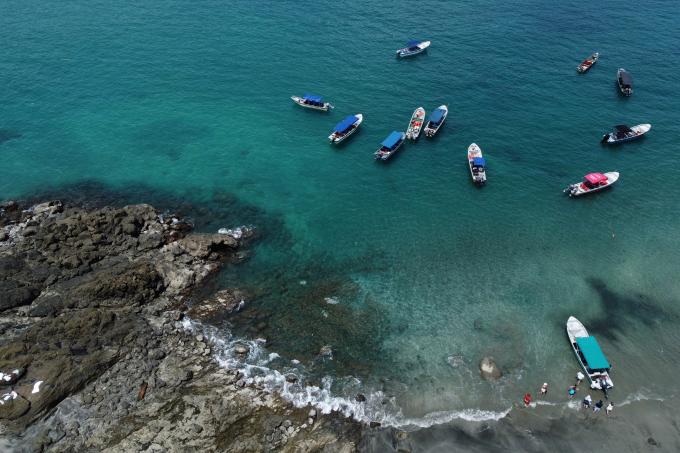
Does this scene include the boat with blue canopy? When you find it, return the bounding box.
[566,316,614,391]
[424,105,448,137]
[617,68,633,96]
[375,131,405,161]
[328,114,363,144]
[291,93,334,111]
[396,40,431,58]
[467,143,487,185]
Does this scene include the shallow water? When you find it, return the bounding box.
[3,0,680,449]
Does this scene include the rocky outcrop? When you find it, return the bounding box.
[0,200,361,452]
[479,356,502,380]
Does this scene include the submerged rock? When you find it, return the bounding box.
[479,356,502,380]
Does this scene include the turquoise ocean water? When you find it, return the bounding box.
[3,0,680,449]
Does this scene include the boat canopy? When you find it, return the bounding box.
[333,115,358,133]
[614,125,632,133]
[406,40,421,48]
[584,173,607,185]
[303,94,323,103]
[473,157,485,167]
[381,131,403,148]
[575,336,611,371]
[619,70,632,86]
[428,108,446,124]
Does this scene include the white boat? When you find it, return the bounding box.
[467,143,487,185]
[566,316,614,391]
[374,131,405,161]
[396,40,431,58]
[328,114,363,144]
[564,172,619,197]
[576,52,599,73]
[405,107,426,140]
[601,124,651,144]
[423,105,448,138]
[291,94,333,111]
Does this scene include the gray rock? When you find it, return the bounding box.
[479,356,502,380]
[234,343,249,355]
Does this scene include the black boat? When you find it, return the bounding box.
[617,68,632,96]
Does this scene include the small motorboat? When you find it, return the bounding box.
[564,172,619,197]
[405,107,426,140]
[375,131,405,161]
[617,68,633,96]
[423,105,448,138]
[601,124,651,144]
[328,114,363,144]
[566,316,614,391]
[291,94,334,111]
[467,143,487,185]
[577,52,599,73]
[396,40,431,58]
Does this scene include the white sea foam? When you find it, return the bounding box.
[181,317,513,429]
[324,297,339,305]
[617,391,665,407]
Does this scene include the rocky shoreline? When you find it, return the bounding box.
[0,200,363,452]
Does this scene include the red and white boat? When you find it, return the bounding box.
[577,52,599,73]
[564,172,619,197]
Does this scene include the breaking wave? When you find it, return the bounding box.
[181,318,511,429]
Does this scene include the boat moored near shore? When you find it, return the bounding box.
[601,124,651,144]
[406,107,426,140]
[617,68,633,96]
[291,94,334,111]
[423,105,448,138]
[577,52,599,73]
[467,143,487,185]
[566,316,614,391]
[396,40,431,58]
[564,172,619,197]
[375,131,405,161]
[328,114,363,144]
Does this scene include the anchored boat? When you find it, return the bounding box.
[617,69,633,96]
[564,172,619,197]
[406,107,426,140]
[374,131,405,161]
[566,316,614,391]
[467,143,487,185]
[423,105,448,138]
[601,124,650,144]
[291,94,334,111]
[577,52,599,73]
[329,114,363,144]
[396,40,431,58]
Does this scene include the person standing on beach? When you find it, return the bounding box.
[594,400,604,413]
[576,371,585,386]
[582,394,592,409]
[606,402,614,415]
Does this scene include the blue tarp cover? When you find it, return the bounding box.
[381,131,403,148]
[406,40,421,47]
[303,94,323,103]
[576,336,611,370]
[333,115,358,133]
[429,108,446,124]
[473,157,485,166]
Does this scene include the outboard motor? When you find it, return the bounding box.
[600,134,610,144]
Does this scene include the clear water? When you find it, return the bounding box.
[3,0,680,448]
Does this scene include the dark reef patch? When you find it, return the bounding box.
[584,277,674,340]
[131,117,212,160]
[0,128,22,145]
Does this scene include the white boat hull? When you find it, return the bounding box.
[291,96,333,112]
[602,124,651,144]
[406,107,426,140]
[565,172,619,197]
[566,316,613,390]
[396,41,431,57]
[328,114,363,144]
[467,143,487,185]
[424,105,448,138]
